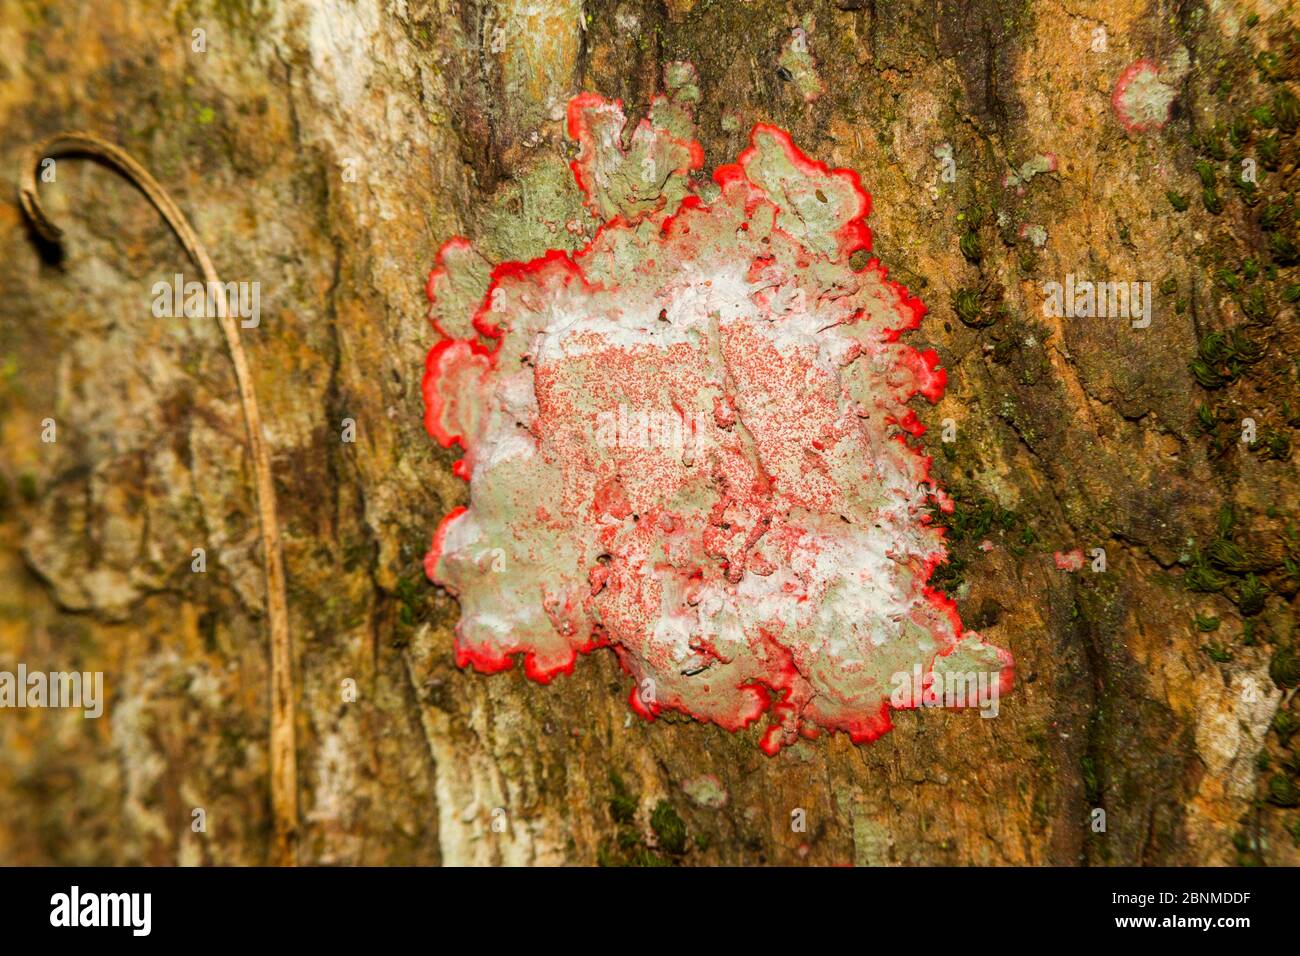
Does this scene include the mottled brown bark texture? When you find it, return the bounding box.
[1,0,1298,865]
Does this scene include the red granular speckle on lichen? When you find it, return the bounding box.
[420,90,1012,753]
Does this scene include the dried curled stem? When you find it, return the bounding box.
[19,132,298,866]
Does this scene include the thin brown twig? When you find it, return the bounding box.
[19,132,298,866]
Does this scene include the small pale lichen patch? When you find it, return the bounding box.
[778,26,823,103]
[682,773,728,809]
[1019,223,1048,247]
[1112,49,1190,134]
[1003,153,1057,192]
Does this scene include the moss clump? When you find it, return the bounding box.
[599,773,681,866]
[1233,829,1263,867]
[1269,232,1299,265]
[952,287,981,325]
[597,841,669,867]
[1207,537,1263,574]
[1185,504,1273,606]
[1273,709,1298,746]
[1080,755,1100,804]
[955,205,985,265]
[1253,427,1292,461]
[650,800,688,854]
[1235,574,1269,616]
[1270,645,1300,689]
[1189,329,1264,389]
[393,574,433,639]
[1213,268,1241,292]
[1274,89,1299,132]
[1195,402,1219,434]
[1266,774,1300,808]
[1202,642,1233,663]
[1258,134,1281,169]
[927,485,1033,596]
[1184,549,1230,592]
[599,776,697,865]
[1237,285,1269,321]
[1229,115,1251,148]
[1259,201,1290,232]
[941,490,1018,541]
[608,771,638,825]
[951,284,1005,329]
[1258,51,1284,81]
[1194,158,1217,189]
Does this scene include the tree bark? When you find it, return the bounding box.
[0,0,1297,866]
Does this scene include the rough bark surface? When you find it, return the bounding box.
[1,0,1298,866]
